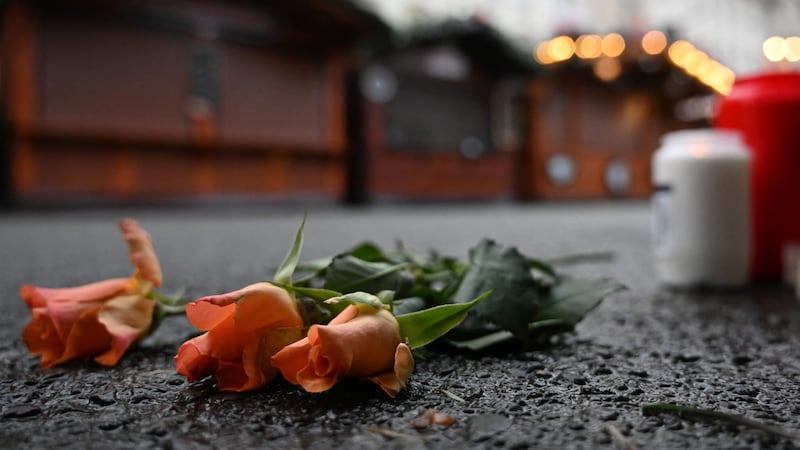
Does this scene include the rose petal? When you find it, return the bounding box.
[94,294,155,366]
[175,337,218,383]
[270,338,312,385]
[193,291,240,308]
[368,343,414,398]
[51,306,112,368]
[317,308,399,376]
[235,283,304,333]
[186,300,237,331]
[119,218,162,288]
[272,305,408,396]
[311,324,354,375]
[215,360,249,391]
[212,330,300,391]
[22,308,65,368]
[295,343,339,393]
[177,283,306,392]
[204,313,246,361]
[21,279,131,341]
[328,303,360,325]
[240,326,305,392]
[394,343,414,387]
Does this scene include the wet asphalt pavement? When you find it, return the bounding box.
[1,201,799,449]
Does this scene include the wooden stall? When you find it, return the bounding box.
[346,19,536,203]
[0,0,386,205]
[521,32,715,200]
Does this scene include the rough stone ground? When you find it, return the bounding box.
[1,202,799,449]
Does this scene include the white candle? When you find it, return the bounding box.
[652,129,750,287]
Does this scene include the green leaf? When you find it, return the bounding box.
[446,278,623,351]
[546,251,615,266]
[323,255,414,297]
[392,297,427,315]
[348,241,387,262]
[281,285,342,302]
[396,290,492,349]
[274,214,306,286]
[533,277,625,326]
[386,242,429,266]
[295,297,333,325]
[447,319,566,351]
[376,290,395,305]
[447,329,513,351]
[451,239,541,342]
[148,289,190,334]
[528,257,557,278]
[148,288,188,307]
[323,291,387,317]
[294,256,333,274]
[275,284,343,326]
[148,299,189,336]
[528,258,559,285]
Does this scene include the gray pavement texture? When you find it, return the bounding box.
[1,201,799,449]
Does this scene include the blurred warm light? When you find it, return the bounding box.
[667,39,734,96]
[534,41,553,64]
[535,31,738,96]
[668,40,695,66]
[548,35,575,62]
[763,36,785,62]
[690,147,708,159]
[705,64,736,95]
[763,35,800,62]
[684,51,709,76]
[601,33,625,57]
[693,59,715,79]
[575,34,602,59]
[786,36,800,62]
[641,30,667,55]
[593,57,622,81]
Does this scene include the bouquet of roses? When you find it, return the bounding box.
[20,217,623,398]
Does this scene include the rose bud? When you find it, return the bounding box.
[271,303,414,397]
[175,282,304,392]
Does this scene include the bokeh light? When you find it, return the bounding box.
[575,34,603,59]
[761,35,800,63]
[786,36,800,62]
[601,33,625,57]
[533,31,737,95]
[684,50,709,76]
[763,36,785,62]
[641,30,667,55]
[668,40,695,66]
[704,64,736,95]
[593,57,622,81]
[548,35,575,62]
[534,41,553,64]
[667,40,734,95]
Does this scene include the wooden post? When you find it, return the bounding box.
[110,148,136,199]
[2,2,38,196]
[323,51,347,156]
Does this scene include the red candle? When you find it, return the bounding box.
[716,72,800,280]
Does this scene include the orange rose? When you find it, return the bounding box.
[271,303,414,397]
[21,218,162,368]
[174,282,304,392]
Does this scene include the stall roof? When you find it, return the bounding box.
[31,0,391,52]
[382,17,539,76]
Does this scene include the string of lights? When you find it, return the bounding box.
[533,31,736,95]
